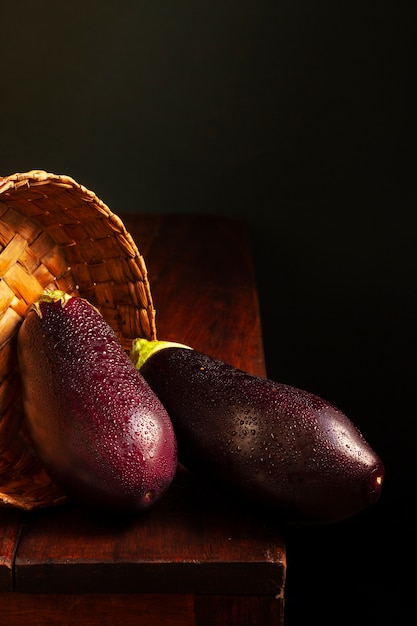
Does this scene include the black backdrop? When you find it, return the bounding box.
[1,2,414,624]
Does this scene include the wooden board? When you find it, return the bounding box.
[1,215,286,626]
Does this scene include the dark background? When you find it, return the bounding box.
[1,1,414,624]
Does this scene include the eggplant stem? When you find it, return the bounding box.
[130,338,192,370]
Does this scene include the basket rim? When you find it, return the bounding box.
[1,169,104,202]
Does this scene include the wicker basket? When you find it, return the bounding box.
[0,169,157,510]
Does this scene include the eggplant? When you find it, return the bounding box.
[17,291,177,512]
[131,338,384,524]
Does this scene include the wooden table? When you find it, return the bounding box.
[0,215,286,626]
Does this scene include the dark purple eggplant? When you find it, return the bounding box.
[17,291,177,512]
[130,338,384,524]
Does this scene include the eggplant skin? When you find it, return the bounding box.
[137,346,384,525]
[17,294,177,512]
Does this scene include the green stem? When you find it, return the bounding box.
[130,338,192,370]
[30,289,72,317]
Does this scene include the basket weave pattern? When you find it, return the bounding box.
[0,170,156,510]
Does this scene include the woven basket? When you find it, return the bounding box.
[0,169,157,510]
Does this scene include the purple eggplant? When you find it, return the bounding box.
[130,339,384,524]
[17,291,177,512]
